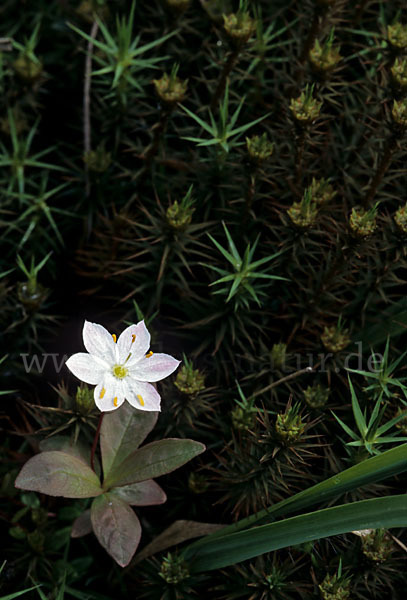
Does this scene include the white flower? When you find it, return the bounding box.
[65,320,180,412]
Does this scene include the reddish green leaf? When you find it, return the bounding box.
[101,402,158,481]
[39,435,101,477]
[111,479,166,506]
[103,438,206,489]
[15,451,103,498]
[91,493,142,567]
[71,509,92,538]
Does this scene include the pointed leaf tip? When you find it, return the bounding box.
[104,438,206,489]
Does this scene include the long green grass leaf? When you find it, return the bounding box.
[185,495,407,572]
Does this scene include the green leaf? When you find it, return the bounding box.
[377,412,407,435]
[348,376,367,435]
[331,412,360,441]
[100,402,158,482]
[103,438,205,489]
[111,479,166,506]
[228,112,270,138]
[15,451,103,498]
[187,443,407,547]
[222,222,241,263]
[0,586,42,600]
[131,29,177,58]
[207,233,236,265]
[184,495,407,572]
[91,493,141,567]
[180,104,215,136]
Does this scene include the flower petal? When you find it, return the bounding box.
[65,353,107,385]
[83,320,116,363]
[128,353,180,383]
[94,375,125,412]
[121,320,151,365]
[123,379,161,412]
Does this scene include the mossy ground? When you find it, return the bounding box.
[1,0,407,598]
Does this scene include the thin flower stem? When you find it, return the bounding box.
[90,412,104,473]
[252,366,314,399]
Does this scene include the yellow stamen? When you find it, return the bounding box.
[100,387,106,399]
[112,334,117,342]
[145,351,153,358]
[113,397,118,407]
[131,334,136,343]
[137,394,144,406]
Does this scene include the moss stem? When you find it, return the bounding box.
[363,135,397,207]
[210,48,240,111]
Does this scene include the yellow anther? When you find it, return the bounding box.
[145,351,153,358]
[137,394,145,406]
[100,387,106,399]
[112,334,117,342]
[113,397,118,407]
[131,334,136,343]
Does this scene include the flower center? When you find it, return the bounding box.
[113,364,128,379]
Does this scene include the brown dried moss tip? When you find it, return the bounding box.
[309,37,341,75]
[287,189,319,229]
[84,143,112,173]
[304,383,330,409]
[17,281,49,312]
[271,342,287,369]
[223,10,256,47]
[166,186,195,231]
[13,55,43,82]
[153,70,188,107]
[387,22,407,50]
[319,572,351,600]
[174,362,205,395]
[246,133,274,165]
[290,85,322,125]
[391,57,407,91]
[159,553,190,584]
[349,206,377,238]
[321,324,350,353]
[360,529,394,563]
[392,98,407,129]
[394,203,407,233]
[308,177,336,205]
[75,386,95,416]
[275,405,306,445]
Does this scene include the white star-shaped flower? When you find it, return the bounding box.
[65,320,180,412]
